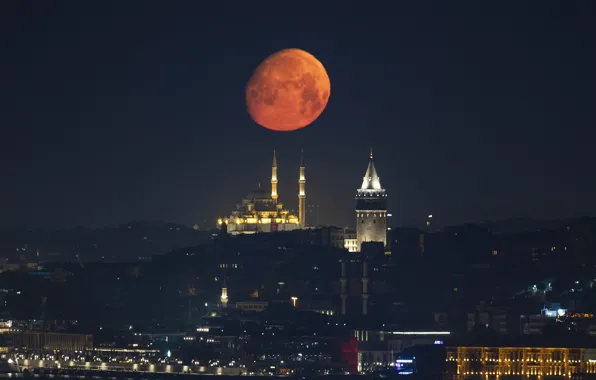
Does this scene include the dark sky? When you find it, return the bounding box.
[1,1,594,230]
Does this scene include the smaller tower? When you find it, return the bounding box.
[361,260,369,315]
[340,260,348,315]
[219,221,228,237]
[271,150,278,203]
[298,149,306,228]
[220,279,228,308]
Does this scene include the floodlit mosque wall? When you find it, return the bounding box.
[446,346,596,380]
[223,218,301,235]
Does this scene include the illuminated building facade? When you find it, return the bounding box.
[217,151,306,234]
[355,150,387,251]
[353,329,451,371]
[11,332,93,352]
[344,228,358,252]
[446,346,596,379]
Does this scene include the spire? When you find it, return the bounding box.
[271,150,278,202]
[360,149,382,191]
[300,149,304,167]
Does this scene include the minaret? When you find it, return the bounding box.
[361,260,369,315]
[220,279,228,308]
[355,149,388,251]
[271,150,278,203]
[298,149,306,228]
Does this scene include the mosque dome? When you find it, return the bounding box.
[246,187,270,200]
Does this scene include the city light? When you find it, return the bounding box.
[390,331,450,335]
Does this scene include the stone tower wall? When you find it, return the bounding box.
[356,210,387,249]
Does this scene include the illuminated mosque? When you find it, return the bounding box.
[217,150,306,235]
[217,149,388,252]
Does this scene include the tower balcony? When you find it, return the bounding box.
[356,189,387,198]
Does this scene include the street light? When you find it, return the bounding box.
[291,296,298,307]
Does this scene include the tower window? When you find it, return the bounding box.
[361,220,364,224]
[373,220,376,224]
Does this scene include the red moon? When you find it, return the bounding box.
[246,49,331,132]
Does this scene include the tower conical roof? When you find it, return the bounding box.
[360,150,383,191]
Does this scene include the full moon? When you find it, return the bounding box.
[246,48,331,132]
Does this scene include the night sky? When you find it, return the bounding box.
[1,1,594,230]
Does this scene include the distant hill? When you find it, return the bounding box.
[477,216,596,235]
[0,221,212,263]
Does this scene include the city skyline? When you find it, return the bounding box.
[1,1,594,229]
[2,2,596,375]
